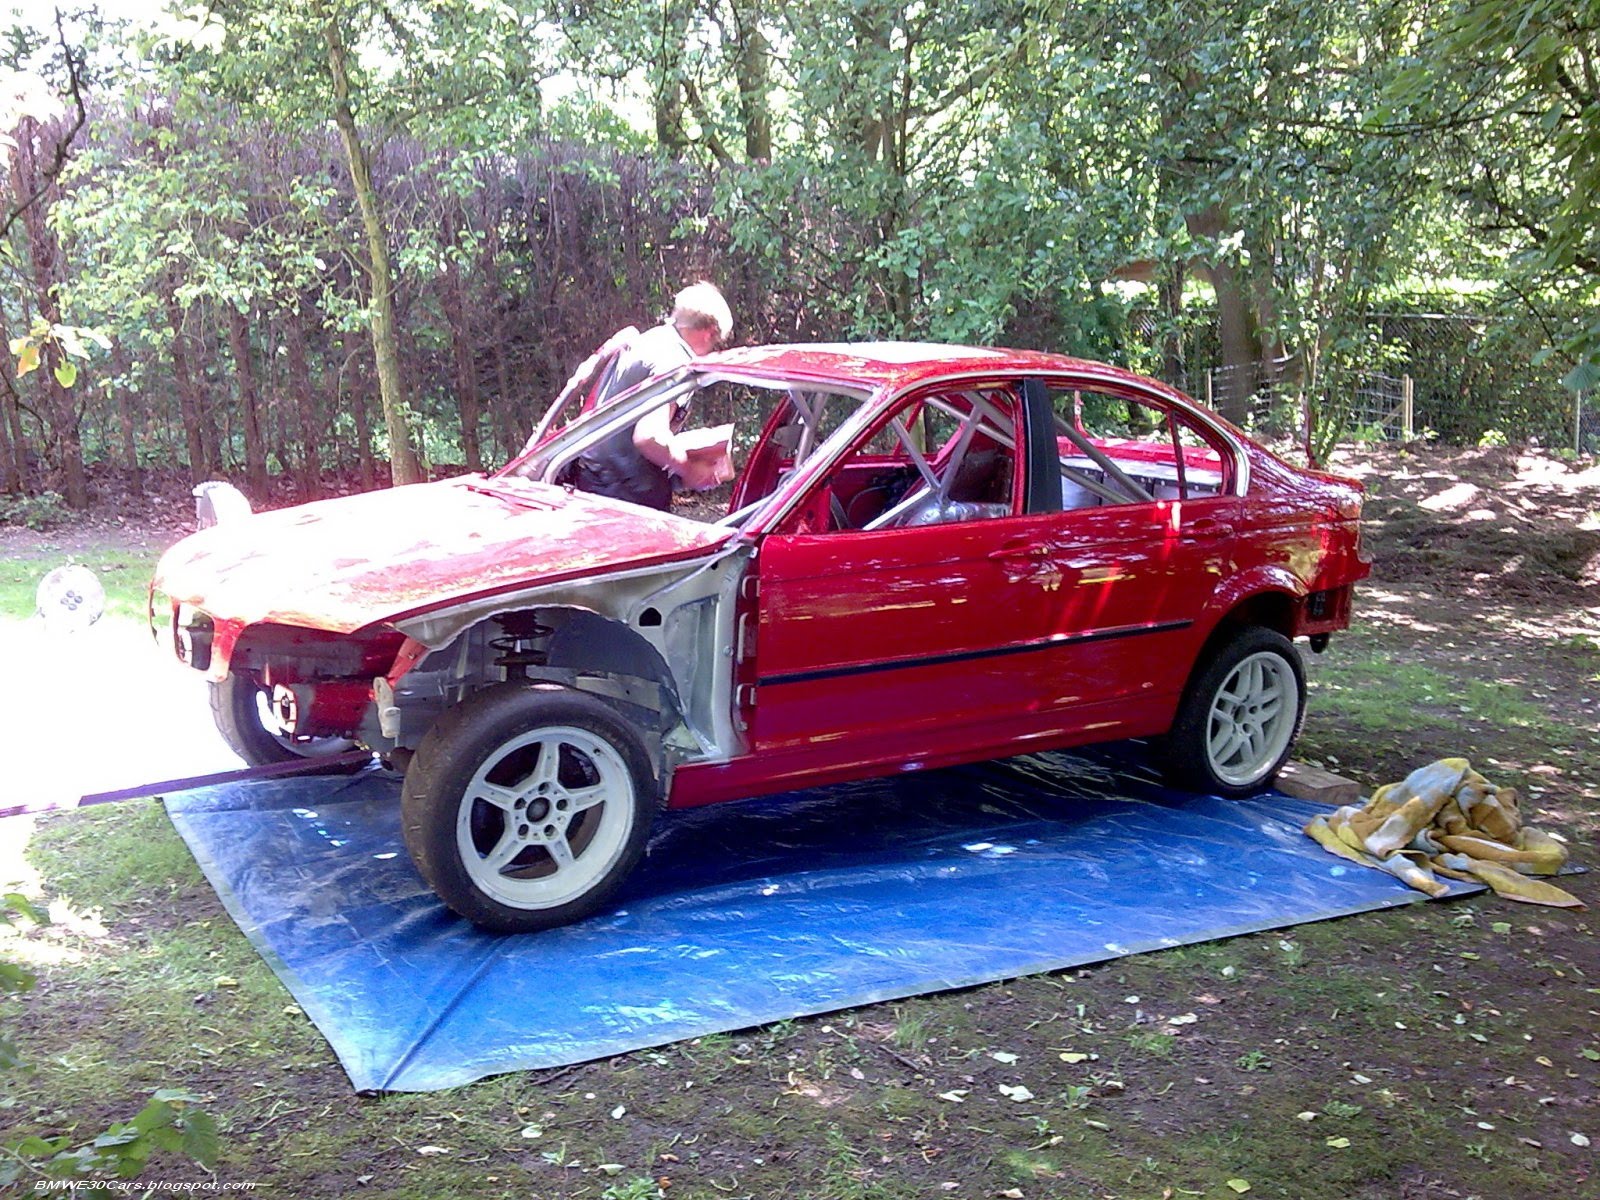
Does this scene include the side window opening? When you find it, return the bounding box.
[781,385,1022,534]
[1049,387,1228,509]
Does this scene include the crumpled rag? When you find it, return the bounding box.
[1304,758,1583,908]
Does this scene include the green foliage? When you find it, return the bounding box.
[0,491,69,531]
[0,892,48,1070]
[1,1091,218,1185]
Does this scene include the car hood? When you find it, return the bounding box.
[154,476,731,633]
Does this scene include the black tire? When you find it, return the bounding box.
[400,683,658,933]
[1161,627,1305,797]
[210,671,358,766]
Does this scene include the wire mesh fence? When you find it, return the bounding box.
[1132,307,1591,457]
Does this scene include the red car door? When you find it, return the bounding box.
[745,381,1073,779]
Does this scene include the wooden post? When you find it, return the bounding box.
[1402,375,1414,441]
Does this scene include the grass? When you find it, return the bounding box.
[1308,651,1552,734]
[0,540,164,623]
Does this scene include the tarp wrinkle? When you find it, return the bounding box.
[166,746,1481,1092]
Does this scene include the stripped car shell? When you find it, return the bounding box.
[153,342,1369,931]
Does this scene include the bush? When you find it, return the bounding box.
[0,491,70,531]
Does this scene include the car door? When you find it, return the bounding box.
[1021,377,1242,721]
[746,380,1068,771]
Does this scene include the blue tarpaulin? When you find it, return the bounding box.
[164,749,1476,1092]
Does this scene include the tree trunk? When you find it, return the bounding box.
[10,117,87,508]
[226,304,268,496]
[0,373,20,493]
[320,2,422,486]
[1186,205,1258,425]
[341,333,377,491]
[734,15,772,160]
[493,330,518,462]
[160,290,210,483]
[444,216,483,472]
[110,342,142,492]
[285,306,322,501]
[1159,258,1186,390]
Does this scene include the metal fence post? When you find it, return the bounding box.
[1402,376,1414,441]
[1204,369,1213,411]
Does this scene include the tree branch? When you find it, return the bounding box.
[0,10,89,243]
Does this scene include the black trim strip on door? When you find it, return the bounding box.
[758,619,1193,687]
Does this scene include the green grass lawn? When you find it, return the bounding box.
[0,539,165,624]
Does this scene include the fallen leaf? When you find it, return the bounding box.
[1491,921,1511,933]
[1536,1056,1555,1067]
[1476,1121,1496,1131]
[1083,1119,1110,1131]
[1581,1049,1600,1062]
[611,1105,626,1120]
[999,1190,1024,1199]
[1573,1132,1592,1148]
[1352,1074,1372,1084]
[1058,1052,1090,1064]
[597,1164,624,1176]
[1226,1180,1251,1194]
[1325,1137,1351,1149]
[998,1085,1034,1102]
[1296,1111,1318,1122]
[1168,1013,1198,1026]
[215,976,239,989]
[938,1090,968,1103]
[1123,995,1141,1003]
[991,1051,1019,1064]
[520,1125,543,1139]
[416,1145,450,1156]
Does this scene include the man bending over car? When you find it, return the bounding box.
[569,281,734,510]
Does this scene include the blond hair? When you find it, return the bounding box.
[671,282,733,344]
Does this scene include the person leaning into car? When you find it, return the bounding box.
[570,282,734,510]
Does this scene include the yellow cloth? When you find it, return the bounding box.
[1303,758,1583,908]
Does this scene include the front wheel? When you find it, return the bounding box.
[210,672,359,766]
[1161,628,1305,796]
[400,684,657,933]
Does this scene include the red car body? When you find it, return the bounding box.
[153,343,1368,930]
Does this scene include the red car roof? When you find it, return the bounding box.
[699,342,1140,392]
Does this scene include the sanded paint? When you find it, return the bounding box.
[154,475,730,634]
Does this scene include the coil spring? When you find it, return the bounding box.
[491,614,554,679]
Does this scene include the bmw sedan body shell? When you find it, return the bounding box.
[153,342,1368,930]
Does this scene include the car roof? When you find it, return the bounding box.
[699,342,1137,391]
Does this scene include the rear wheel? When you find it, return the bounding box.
[210,671,358,766]
[400,684,657,933]
[1162,627,1305,796]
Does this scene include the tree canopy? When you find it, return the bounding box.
[0,0,1592,507]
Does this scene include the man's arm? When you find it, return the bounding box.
[633,405,724,490]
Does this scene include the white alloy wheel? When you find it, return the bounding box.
[401,684,658,932]
[456,725,637,910]
[1204,650,1299,787]
[1161,626,1306,797]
